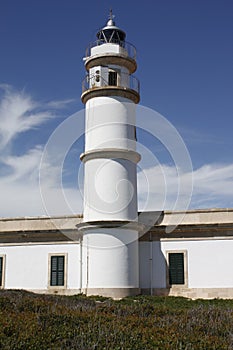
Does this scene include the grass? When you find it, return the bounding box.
[0,290,233,349]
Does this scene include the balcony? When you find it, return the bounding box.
[85,39,137,60]
[81,72,140,104]
[82,72,139,93]
[84,40,137,74]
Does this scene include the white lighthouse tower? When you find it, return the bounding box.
[79,12,141,298]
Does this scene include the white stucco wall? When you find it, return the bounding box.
[139,238,233,289]
[0,243,81,292]
[0,235,233,296]
[91,43,127,57]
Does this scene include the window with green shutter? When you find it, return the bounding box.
[0,257,3,287]
[50,256,65,286]
[168,253,184,285]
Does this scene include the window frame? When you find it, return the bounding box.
[166,250,188,288]
[108,69,119,86]
[48,253,67,289]
[0,255,6,289]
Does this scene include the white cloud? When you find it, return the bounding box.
[1,147,42,182]
[0,146,83,217]
[0,87,57,150]
[0,180,83,218]
[192,164,233,195]
[0,85,82,218]
[177,125,225,145]
[138,163,233,211]
[46,99,75,109]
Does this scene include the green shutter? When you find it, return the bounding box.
[169,253,184,285]
[50,256,65,286]
[0,257,2,287]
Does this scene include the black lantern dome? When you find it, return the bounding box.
[96,11,126,44]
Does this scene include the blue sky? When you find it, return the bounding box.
[0,0,232,217]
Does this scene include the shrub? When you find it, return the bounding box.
[0,290,232,349]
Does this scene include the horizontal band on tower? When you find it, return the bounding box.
[76,220,145,233]
[80,148,141,163]
[85,54,137,74]
[81,86,140,104]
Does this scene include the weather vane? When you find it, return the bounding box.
[109,8,115,21]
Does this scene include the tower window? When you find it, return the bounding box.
[108,71,118,86]
[50,255,65,287]
[168,252,185,285]
[95,70,100,82]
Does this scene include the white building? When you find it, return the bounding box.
[0,209,233,299]
[0,15,233,299]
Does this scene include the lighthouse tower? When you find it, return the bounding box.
[79,12,141,298]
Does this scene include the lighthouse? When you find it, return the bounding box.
[78,12,141,298]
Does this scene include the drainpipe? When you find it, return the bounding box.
[86,236,89,295]
[149,232,153,296]
[79,236,83,293]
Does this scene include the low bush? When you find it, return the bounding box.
[0,290,232,349]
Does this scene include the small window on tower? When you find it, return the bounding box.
[134,126,137,141]
[108,71,118,86]
[95,70,100,82]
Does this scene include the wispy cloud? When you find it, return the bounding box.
[0,146,42,183]
[177,125,229,146]
[0,85,82,217]
[0,86,57,150]
[138,163,233,211]
[46,99,75,109]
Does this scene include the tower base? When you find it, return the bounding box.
[77,221,145,299]
[82,287,141,299]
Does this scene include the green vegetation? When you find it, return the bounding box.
[0,290,232,349]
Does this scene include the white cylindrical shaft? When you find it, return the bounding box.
[83,157,138,221]
[81,228,139,297]
[83,96,139,222]
[85,96,136,151]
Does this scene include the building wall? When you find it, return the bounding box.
[0,237,233,298]
[0,243,81,294]
[0,210,233,299]
[139,238,233,298]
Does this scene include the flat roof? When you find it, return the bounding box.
[0,209,233,233]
